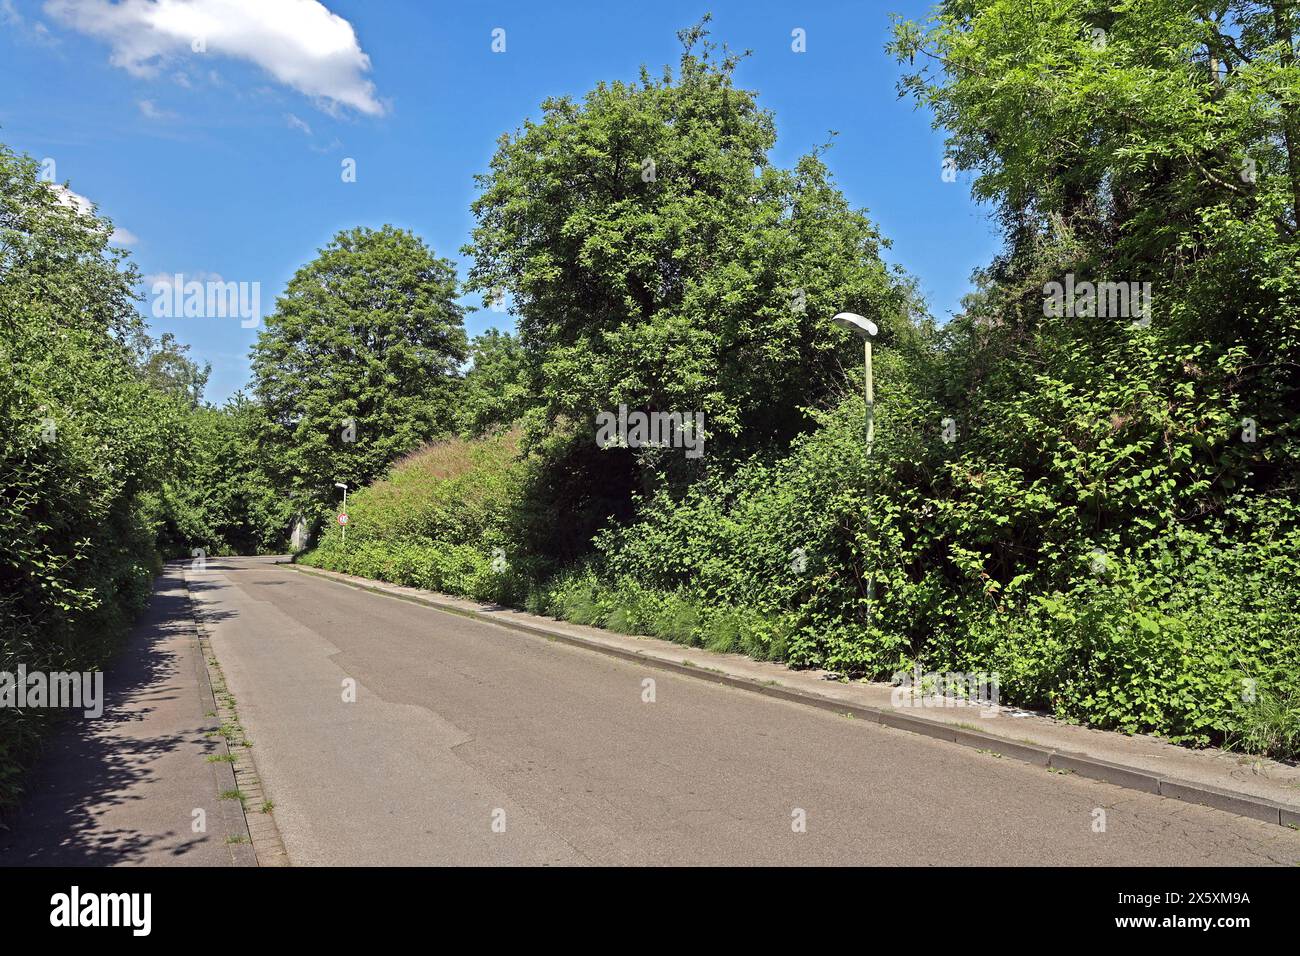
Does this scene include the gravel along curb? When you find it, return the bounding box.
[187,584,290,866]
[293,565,1300,830]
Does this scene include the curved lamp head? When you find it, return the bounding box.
[831,312,878,339]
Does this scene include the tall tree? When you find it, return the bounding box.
[887,0,1300,573]
[458,328,530,437]
[251,225,468,517]
[129,329,211,408]
[465,18,908,465]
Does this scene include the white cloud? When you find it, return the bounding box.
[49,182,138,245]
[137,98,176,119]
[45,0,385,116]
[285,112,312,135]
[2,0,58,44]
[51,183,94,217]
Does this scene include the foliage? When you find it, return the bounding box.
[887,0,1300,518]
[251,225,468,520]
[0,144,183,806]
[463,16,912,531]
[458,328,531,437]
[299,430,535,603]
[0,142,292,807]
[300,13,1300,759]
[864,0,1300,751]
[571,392,1300,749]
[144,392,294,558]
[128,329,211,408]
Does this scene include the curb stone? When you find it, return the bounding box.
[291,564,1300,830]
[186,581,290,866]
[184,587,257,866]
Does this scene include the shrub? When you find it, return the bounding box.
[1,145,185,808]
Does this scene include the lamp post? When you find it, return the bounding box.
[830,312,879,622]
[335,482,348,545]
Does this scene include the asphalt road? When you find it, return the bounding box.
[188,556,1300,866]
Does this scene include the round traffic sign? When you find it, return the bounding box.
[338,513,349,526]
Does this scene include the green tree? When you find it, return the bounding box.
[465,18,907,464]
[458,328,530,436]
[145,393,294,558]
[886,0,1300,571]
[251,225,468,518]
[208,393,296,553]
[129,330,211,408]
[1,143,187,803]
[856,0,1300,744]
[464,18,911,561]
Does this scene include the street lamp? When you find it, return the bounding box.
[831,312,878,448]
[830,312,879,621]
[334,482,348,544]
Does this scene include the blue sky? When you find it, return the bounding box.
[2,0,999,405]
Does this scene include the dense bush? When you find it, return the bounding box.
[298,11,1300,760]
[578,402,1300,749]
[145,394,294,559]
[0,146,186,806]
[299,430,535,604]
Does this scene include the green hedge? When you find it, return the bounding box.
[298,397,1300,759]
[1,146,186,807]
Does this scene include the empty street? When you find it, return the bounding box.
[171,557,1298,866]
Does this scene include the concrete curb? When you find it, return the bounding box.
[292,564,1300,830]
[184,587,257,866]
[186,582,290,866]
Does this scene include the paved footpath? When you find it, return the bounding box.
[0,565,253,866]
[179,556,1300,866]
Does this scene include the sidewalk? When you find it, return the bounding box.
[294,564,1300,828]
[0,565,255,866]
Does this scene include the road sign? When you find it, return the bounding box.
[338,513,349,526]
